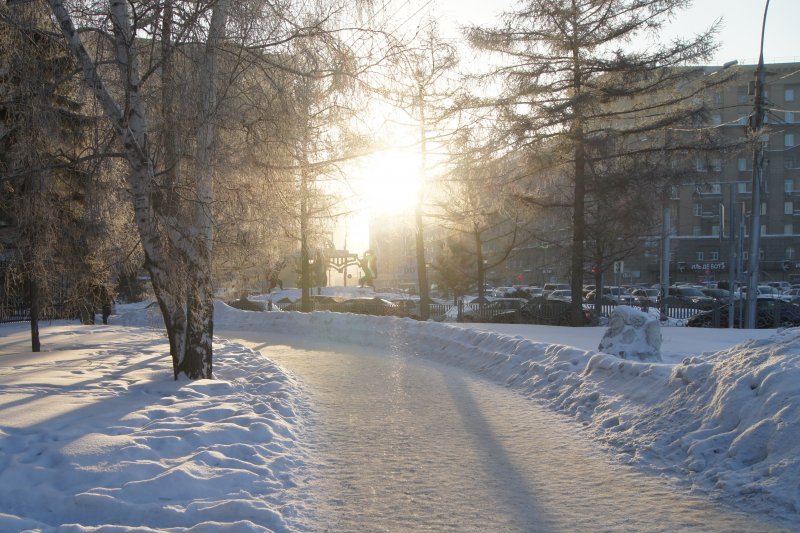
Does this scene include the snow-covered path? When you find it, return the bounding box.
[223,330,785,532]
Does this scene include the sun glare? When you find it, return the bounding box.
[357,149,423,215]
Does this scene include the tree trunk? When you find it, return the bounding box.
[415,91,430,319]
[48,0,216,379]
[28,277,40,352]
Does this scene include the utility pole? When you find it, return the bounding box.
[745,0,770,328]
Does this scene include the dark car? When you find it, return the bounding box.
[458,298,528,322]
[687,299,800,328]
[491,300,596,326]
[283,295,344,311]
[339,297,401,316]
[664,286,715,310]
[227,297,266,312]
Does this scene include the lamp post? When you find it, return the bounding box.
[745,0,770,328]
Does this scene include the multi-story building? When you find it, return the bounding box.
[665,62,800,285]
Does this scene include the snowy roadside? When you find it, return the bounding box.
[2,300,798,529]
[212,302,800,523]
[0,315,309,532]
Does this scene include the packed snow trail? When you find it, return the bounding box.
[222,330,787,532]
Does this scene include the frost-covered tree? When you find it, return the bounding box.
[469,0,719,325]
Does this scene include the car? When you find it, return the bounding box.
[339,297,401,316]
[459,298,528,322]
[283,295,344,311]
[630,288,659,305]
[542,283,570,298]
[547,289,573,302]
[786,288,800,303]
[664,286,715,310]
[701,287,736,302]
[585,286,635,305]
[227,297,266,312]
[766,281,792,293]
[491,300,596,326]
[740,285,792,302]
[687,299,800,328]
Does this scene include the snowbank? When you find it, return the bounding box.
[0,318,308,531]
[213,302,800,519]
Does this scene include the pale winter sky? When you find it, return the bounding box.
[430,0,796,65]
[338,0,796,259]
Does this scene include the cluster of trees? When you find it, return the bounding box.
[1,0,740,378]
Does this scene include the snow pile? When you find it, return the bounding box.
[598,305,662,361]
[214,304,800,518]
[0,321,308,531]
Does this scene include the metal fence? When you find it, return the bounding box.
[249,298,800,329]
[0,304,74,324]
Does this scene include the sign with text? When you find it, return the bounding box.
[688,262,727,271]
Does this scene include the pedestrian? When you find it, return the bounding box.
[100,285,114,325]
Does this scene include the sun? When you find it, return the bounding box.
[356,148,423,215]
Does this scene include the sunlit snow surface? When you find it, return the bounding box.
[1,295,798,530]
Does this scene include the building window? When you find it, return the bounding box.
[711,159,722,172]
[710,251,719,261]
[713,92,722,105]
[743,251,749,261]
[760,248,765,260]
[787,87,797,102]
[785,223,794,235]
[696,251,704,261]
[693,203,703,216]
[788,247,797,260]
[738,87,749,104]
[738,157,749,171]
[787,133,796,148]
[761,224,767,236]
[696,158,707,172]
[712,225,720,237]
[738,182,748,193]
[787,179,795,193]
[786,157,796,170]
[669,186,679,199]
[761,202,767,215]
[693,226,702,236]
[786,201,794,215]
[787,111,796,124]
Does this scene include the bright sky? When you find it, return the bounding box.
[339,0,796,258]
[432,0,796,65]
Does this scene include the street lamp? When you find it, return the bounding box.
[745,0,771,328]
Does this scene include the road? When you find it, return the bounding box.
[221,329,786,532]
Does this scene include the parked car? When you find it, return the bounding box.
[740,285,792,302]
[491,300,596,326]
[701,287,736,302]
[459,298,528,322]
[227,297,265,312]
[283,295,343,311]
[339,297,401,316]
[687,299,800,328]
[786,288,800,303]
[664,286,715,310]
[547,289,573,303]
[542,283,570,299]
[585,286,635,305]
[630,288,659,305]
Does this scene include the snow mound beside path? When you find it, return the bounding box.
[213,302,800,519]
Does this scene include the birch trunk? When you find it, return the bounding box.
[47,0,204,378]
[181,0,230,379]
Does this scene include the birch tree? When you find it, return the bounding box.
[42,0,229,378]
